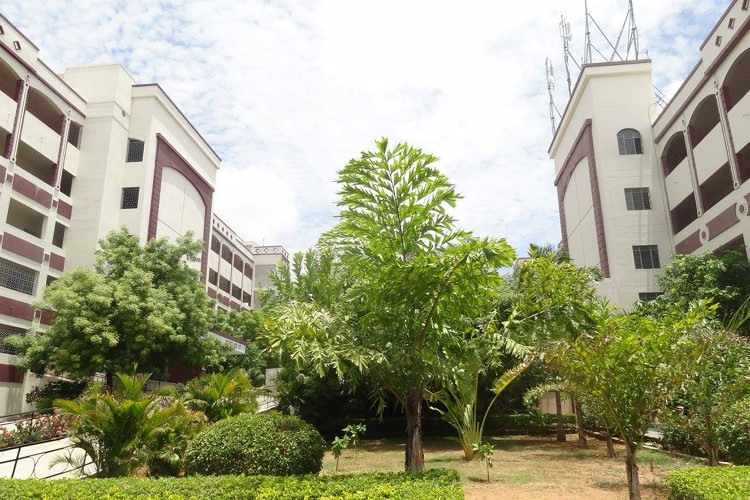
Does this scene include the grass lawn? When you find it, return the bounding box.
[321,434,700,499]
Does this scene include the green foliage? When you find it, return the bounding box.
[0,469,464,500]
[264,138,516,471]
[662,329,750,465]
[11,228,225,381]
[472,441,494,482]
[25,380,87,410]
[664,466,750,500]
[182,369,258,422]
[332,436,348,471]
[331,423,368,471]
[55,372,204,477]
[184,412,326,476]
[717,396,750,465]
[209,310,270,385]
[654,250,750,331]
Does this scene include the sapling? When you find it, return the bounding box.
[472,442,494,482]
[343,423,366,456]
[331,436,349,471]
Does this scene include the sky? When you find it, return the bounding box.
[1,0,727,254]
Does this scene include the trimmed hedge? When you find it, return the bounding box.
[184,412,326,476]
[664,466,750,500]
[0,469,464,500]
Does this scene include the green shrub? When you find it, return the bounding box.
[664,466,750,500]
[717,397,750,465]
[184,412,326,476]
[0,469,464,500]
[25,380,87,410]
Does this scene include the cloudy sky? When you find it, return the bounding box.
[2,0,727,254]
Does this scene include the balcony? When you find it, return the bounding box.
[15,141,55,188]
[0,88,15,135]
[20,110,60,164]
[693,124,729,185]
[11,168,53,208]
[728,90,750,156]
[664,157,693,208]
[6,198,46,239]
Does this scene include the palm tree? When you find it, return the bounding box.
[182,369,258,422]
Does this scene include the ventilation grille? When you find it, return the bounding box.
[0,258,37,295]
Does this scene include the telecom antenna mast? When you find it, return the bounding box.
[625,0,639,60]
[546,58,556,134]
[583,0,593,64]
[559,16,573,96]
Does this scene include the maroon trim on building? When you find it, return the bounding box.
[48,252,65,272]
[553,119,610,277]
[57,199,72,219]
[2,232,44,262]
[230,301,241,312]
[206,287,217,299]
[148,135,214,283]
[218,294,230,306]
[0,363,24,383]
[0,163,5,180]
[706,203,741,240]
[40,309,55,325]
[11,174,52,207]
[675,229,703,254]
[0,296,34,321]
[655,13,750,143]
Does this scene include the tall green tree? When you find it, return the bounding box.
[552,302,711,500]
[265,139,515,471]
[13,228,225,385]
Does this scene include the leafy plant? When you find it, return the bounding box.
[343,423,366,454]
[717,396,750,465]
[25,380,87,410]
[332,436,348,471]
[0,411,69,449]
[472,441,494,482]
[184,412,326,476]
[182,369,258,422]
[55,372,202,477]
[664,466,750,500]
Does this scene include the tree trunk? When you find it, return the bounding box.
[105,371,114,393]
[555,391,566,442]
[574,398,587,449]
[708,445,719,466]
[605,429,616,458]
[625,446,641,500]
[404,389,425,472]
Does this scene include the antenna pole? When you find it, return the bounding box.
[626,0,640,60]
[584,0,593,64]
[560,16,573,96]
[546,58,556,134]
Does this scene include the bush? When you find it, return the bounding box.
[0,411,69,449]
[664,466,750,500]
[0,469,464,500]
[25,380,88,410]
[717,397,750,464]
[184,412,326,476]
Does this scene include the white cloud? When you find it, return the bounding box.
[2,0,727,253]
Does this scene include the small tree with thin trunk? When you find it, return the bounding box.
[551,301,711,500]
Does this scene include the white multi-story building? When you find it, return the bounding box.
[0,14,285,414]
[550,0,750,308]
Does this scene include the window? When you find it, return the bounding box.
[744,0,749,11]
[126,139,145,162]
[624,188,651,210]
[0,324,26,355]
[617,129,643,155]
[633,245,660,269]
[52,222,66,248]
[121,187,139,209]
[729,18,736,29]
[60,170,74,196]
[0,257,37,295]
[715,36,723,47]
[638,292,662,302]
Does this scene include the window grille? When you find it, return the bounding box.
[617,129,643,155]
[126,139,145,162]
[121,187,139,209]
[624,188,651,210]
[638,292,662,302]
[0,258,37,295]
[633,245,660,269]
[0,324,26,355]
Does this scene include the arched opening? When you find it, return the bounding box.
[617,128,643,155]
[722,48,750,111]
[0,59,20,101]
[688,95,720,147]
[661,132,688,175]
[26,87,63,133]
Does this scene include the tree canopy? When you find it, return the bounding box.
[13,228,225,382]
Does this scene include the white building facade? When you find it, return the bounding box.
[0,14,284,414]
[550,0,750,308]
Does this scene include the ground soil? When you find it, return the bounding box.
[320,434,698,499]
